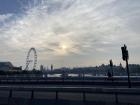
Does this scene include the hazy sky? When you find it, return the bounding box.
[0,0,140,69]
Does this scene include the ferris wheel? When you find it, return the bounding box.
[25,47,37,70]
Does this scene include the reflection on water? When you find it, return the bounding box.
[47,74,61,77]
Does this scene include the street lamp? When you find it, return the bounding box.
[110,59,113,81]
[121,44,131,88]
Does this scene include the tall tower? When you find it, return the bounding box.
[51,64,53,71]
[40,65,44,71]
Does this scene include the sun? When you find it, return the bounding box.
[57,43,71,55]
[61,45,67,50]
[58,44,69,55]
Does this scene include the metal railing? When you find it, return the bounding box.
[0,86,140,105]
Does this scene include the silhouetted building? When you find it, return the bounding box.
[12,66,22,71]
[0,62,22,71]
[40,65,45,71]
[51,64,53,71]
[120,63,122,67]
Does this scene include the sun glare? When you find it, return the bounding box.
[57,44,69,55]
[61,45,67,50]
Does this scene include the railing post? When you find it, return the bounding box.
[8,89,12,105]
[31,90,34,99]
[29,90,34,105]
[115,93,118,104]
[56,91,58,100]
[83,92,86,102]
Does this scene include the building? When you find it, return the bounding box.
[40,65,45,71]
[0,62,22,71]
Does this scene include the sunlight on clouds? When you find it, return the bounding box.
[1,0,124,54]
[58,43,68,55]
[54,36,80,55]
[0,0,140,67]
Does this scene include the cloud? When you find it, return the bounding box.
[0,14,13,26]
[0,0,140,67]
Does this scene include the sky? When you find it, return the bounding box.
[0,0,140,69]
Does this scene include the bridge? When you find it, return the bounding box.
[0,75,140,104]
[0,86,140,105]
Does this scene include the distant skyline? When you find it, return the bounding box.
[0,0,140,69]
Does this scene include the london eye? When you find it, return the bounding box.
[25,47,37,70]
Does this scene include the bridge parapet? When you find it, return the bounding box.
[0,86,140,104]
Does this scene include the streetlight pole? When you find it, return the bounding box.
[121,44,131,88]
[126,59,131,88]
[110,59,113,77]
[110,59,114,81]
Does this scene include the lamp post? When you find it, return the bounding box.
[121,44,131,88]
[110,59,113,77]
[110,59,113,81]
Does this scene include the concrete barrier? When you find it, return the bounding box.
[12,91,31,99]
[59,92,83,101]
[0,86,139,104]
[34,92,56,99]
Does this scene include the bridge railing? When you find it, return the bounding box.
[0,86,140,104]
